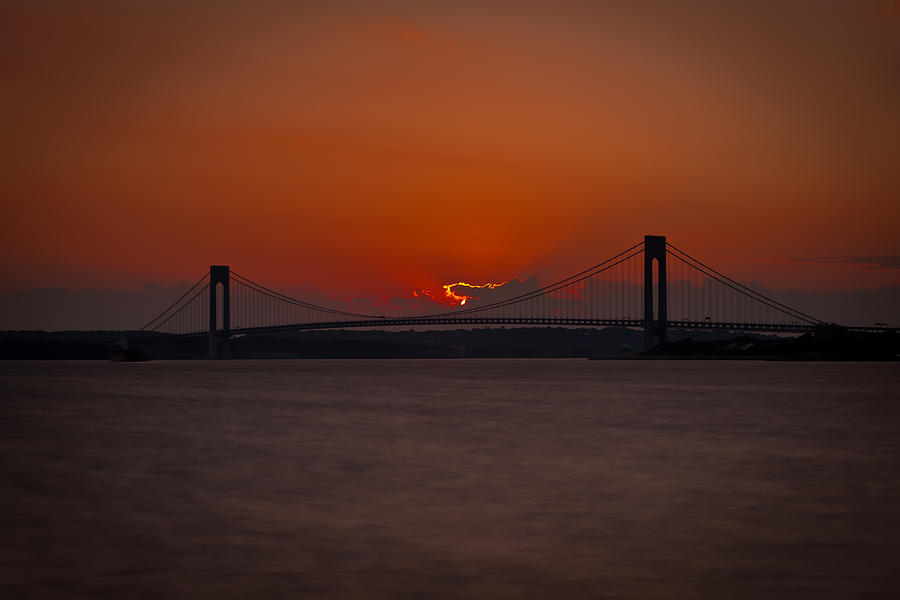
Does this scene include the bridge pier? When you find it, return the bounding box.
[644,235,667,350]
[209,265,231,359]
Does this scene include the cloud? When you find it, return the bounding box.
[398,28,427,41]
[785,256,900,269]
[0,283,201,331]
[338,276,542,316]
[358,18,430,43]
[449,276,539,306]
[4,275,898,330]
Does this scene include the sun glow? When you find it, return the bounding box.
[419,277,522,307]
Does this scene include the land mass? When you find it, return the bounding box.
[0,327,896,360]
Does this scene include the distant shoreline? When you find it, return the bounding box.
[590,355,899,362]
[1,327,896,361]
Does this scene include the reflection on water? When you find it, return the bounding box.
[2,359,899,598]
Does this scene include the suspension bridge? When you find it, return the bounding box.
[139,235,892,357]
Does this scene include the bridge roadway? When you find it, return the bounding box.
[134,318,893,348]
[204,317,891,337]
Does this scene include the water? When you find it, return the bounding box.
[2,359,899,599]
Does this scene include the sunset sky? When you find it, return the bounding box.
[3,0,899,320]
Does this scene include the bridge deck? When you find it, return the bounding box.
[162,318,888,338]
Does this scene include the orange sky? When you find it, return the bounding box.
[3,0,899,299]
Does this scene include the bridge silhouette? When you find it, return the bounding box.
[140,235,891,357]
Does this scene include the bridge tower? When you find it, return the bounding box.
[209,265,231,358]
[643,235,667,349]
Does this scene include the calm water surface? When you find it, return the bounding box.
[2,359,899,598]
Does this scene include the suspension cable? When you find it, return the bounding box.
[141,271,210,330]
[666,243,822,323]
[230,272,385,319]
[422,243,645,318]
[666,251,820,324]
[146,284,209,332]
